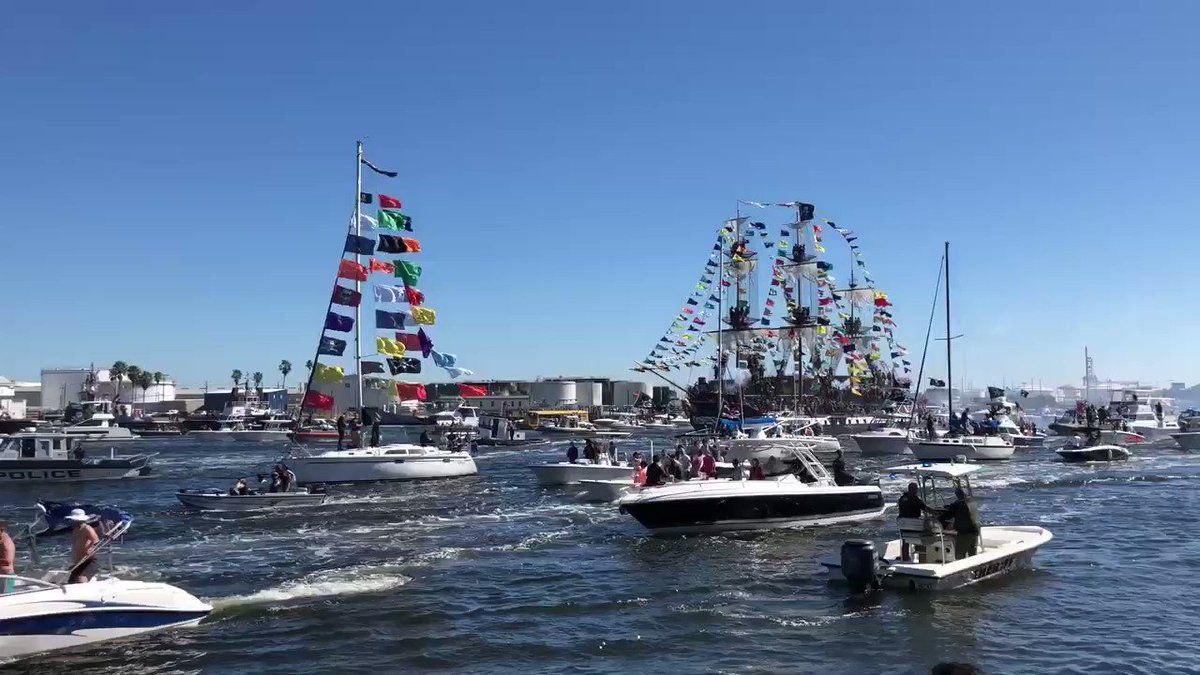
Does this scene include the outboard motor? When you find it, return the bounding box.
[840,540,878,593]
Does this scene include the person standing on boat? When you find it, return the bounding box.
[941,488,982,559]
[336,414,347,450]
[1155,401,1165,427]
[643,454,667,487]
[700,448,716,479]
[566,441,580,464]
[748,458,766,480]
[925,414,936,440]
[897,483,930,562]
[66,509,100,584]
[0,521,15,591]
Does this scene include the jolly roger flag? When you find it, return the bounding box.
[318,336,347,356]
[359,192,373,204]
[387,357,421,375]
[929,378,946,387]
[797,203,815,221]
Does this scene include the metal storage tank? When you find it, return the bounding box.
[575,381,602,407]
[611,380,650,407]
[529,380,577,407]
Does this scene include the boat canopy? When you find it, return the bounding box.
[885,462,983,479]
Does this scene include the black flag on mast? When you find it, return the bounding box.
[361,157,398,178]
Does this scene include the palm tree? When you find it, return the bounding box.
[110,361,128,403]
[279,360,292,389]
[125,366,143,403]
[138,371,153,402]
[305,360,313,371]
[231,369,243,388]
[252,371,263,391]
[153,372,165,400]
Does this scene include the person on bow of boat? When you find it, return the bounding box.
[831,449,855,486]
[66,509,100,584]
[0,521,15,591]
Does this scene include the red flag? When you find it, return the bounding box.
[302,391,334,410]
[369,259,394,274]
[338,259,367,282]
[396,382,427,400]
[458,383,487,397]
[379,194,402,209]
[395,332,423,351]
[404,285,424,306]
[401,237,421,253]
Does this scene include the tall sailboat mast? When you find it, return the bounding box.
[716,230,724,429]
[944,241,953,414]
[354,140,364,412]
[794,203,804,417]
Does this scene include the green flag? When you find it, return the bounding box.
[394,261,422,286]
[378,209,412,231]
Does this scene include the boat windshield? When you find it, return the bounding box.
[0,574,63,596]
[918,474,972,509]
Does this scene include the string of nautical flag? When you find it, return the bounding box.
[305,157,474,410]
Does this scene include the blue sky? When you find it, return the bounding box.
[2,2,1199,390]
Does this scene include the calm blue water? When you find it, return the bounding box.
[3,434,1198,674]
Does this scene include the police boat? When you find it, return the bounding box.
[820,463,1052,592]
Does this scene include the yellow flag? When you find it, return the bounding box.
[376,337,405,357]
[411,307,437,325]
[314,363,344,384]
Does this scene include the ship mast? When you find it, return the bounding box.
[944,241,953,415]
[354,141,364,412]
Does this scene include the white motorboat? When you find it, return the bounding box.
[58,410,139,447]
[0,433,154,482]
[1107,393,1179,442]
[723,419,843,470]
[228,419,293,443]
[908,434,1014,461]
[537,420,632,439]
[0,504,210,663]
[176,486,328,511]
[591,412,643,432]
[851,428,913,456]
[1097,429,1146,445]
[574,478,638,502]
[821,463,1052,592]
[286,443,477,484]
[1056,443,1130,462]
[616,447,885,535]
[530,461,637,486]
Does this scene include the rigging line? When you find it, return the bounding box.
[910,249,946,426]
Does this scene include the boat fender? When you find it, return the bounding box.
[840,540,878,593]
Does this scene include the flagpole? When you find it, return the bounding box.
[355,140,365,414]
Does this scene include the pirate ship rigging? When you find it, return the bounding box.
[634,201,910,430]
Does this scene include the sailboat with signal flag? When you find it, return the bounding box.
[285,142,478,484]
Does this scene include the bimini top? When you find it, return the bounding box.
[885,462,983,479]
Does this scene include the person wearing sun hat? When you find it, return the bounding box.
[65,509,100,584]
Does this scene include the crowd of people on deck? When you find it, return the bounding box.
[334,411,384,450]
[563,436,855,487]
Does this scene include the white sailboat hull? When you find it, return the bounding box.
[908,437,1014,461]
[288,445,477,484]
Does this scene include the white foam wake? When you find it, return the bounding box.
[211,566,411,609]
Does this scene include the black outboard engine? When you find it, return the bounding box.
[840,540,878,593]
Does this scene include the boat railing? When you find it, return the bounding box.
[0,573,66,596]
